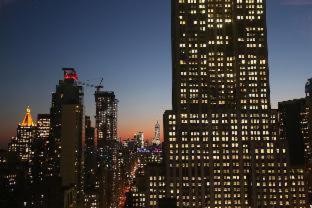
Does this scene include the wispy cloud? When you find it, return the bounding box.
[281,0,312,6]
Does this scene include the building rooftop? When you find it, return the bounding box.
[20,106,35,127]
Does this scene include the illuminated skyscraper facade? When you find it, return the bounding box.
[164,0,307,207]
[95,89,119,208]
[9,106,36,163]
[95,90,118,147]
[152,122,161,146]
[37,114,50,141]
[135,132,145,148]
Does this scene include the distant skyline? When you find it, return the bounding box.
[0,0,312,148]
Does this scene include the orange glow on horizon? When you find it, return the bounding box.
[117,118,164,142]
[118,130,163,142]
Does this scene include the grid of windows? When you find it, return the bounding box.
[164,0,307,207]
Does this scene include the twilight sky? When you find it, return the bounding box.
[0,0,311,148]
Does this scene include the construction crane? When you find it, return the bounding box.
[95,78,104,92]
[77,77,104,92]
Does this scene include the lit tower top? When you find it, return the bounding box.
[8,106,36,163]
[21,106,35,127]
[63,68,78,81]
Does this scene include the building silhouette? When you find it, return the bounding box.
[279,78,312,205]
[163,0,307,207]
[47,68,84,207]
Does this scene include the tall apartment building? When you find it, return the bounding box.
[163,0,307,207]
[95,90,118,147]
[95,89,119,208]
[47,68,84,207]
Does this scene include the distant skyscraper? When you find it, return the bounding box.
[134,132,144,148]
[152,121,161,146]
[9,106,36,163]
[164,0,307,207]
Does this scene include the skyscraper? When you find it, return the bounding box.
[152,121,161,146]
[95,89,119,208]
[84,116,97,191]
[37,114,50,141]
[304,78,312,203]
[304,78,312,165]
[84,116,100,208]
[60,104,84,188]
[32,114,50,183]
[95,90,118,147]
[9,106,36,163]
[47,68,84,176]
[279,78,312,204]
[134,132,144,148]
[164,0,307,207]
[278,99,306,167]
[47,68,84,207]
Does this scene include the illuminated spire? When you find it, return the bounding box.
[21,106,35,127]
